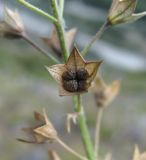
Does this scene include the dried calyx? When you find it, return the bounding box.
[91,77,120,108]
[133,146,146,160]
[0,8,24,39]
[42,28,76,58]
[46,47,102,96]
[17,110,57,144]
[107,0,146,25]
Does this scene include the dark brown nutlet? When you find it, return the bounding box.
[76,68,89,80]
[63,80,78,92]
[62,70,76,80]
[78,81,88,91]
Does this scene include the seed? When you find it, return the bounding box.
[63,80,78,92]
[62,70,76,80]
[78,81,87,91]
[76,68,89,80]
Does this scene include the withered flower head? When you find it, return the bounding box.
[107,0,146,25]
[133,146,146,160]
[92,77,120,108]
[0,8,24,39]
[42,28,77,57]
[46,47,102,96]
[18,110,57,144]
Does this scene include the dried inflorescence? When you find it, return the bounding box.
[0,8,24,39]
[46,47,102,96]
[18,110,57,144]
[107,0,146,25]
[91,77,120,108]
[42,28,76,57]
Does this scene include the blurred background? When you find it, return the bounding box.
[0,0,146,160]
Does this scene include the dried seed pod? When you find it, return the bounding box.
[107,0,146,25]
[0,8,24,39]
[46,47,102,96]
[91,77,120,108]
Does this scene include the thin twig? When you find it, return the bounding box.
[82,21,109,56]
[94,107,104,159]
[56,137,87,160]
[23,34,59,63]
[18,0,57,23]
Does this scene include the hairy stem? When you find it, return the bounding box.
[23,34,59,63]
[18,0,57,23]
[50,0,69,62]
[74,96,95,160]
[94,107,104,159]
[82,21,109,56]
[57,137,87,160]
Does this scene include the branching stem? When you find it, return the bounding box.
[57,137,87,160]
[82,21,109,56]
[18,0,57,23]
[23,34,59,63]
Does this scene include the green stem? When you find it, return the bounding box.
[18,0,57,23]
[82,21,109,56]
[59,0,65,18]
[94,107,103,160]
[74,96,95,160]
[50,0,69,62]
[23,34,59,63]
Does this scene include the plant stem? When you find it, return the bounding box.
[81,21,109,56]
[57,137,87,160]
[23,34,59,63]
[18,0,57,23]
[94,107,104,160]
[50,0,69,62]
[59,0,65,18]
[74,96,95,160]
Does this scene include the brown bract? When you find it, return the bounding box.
[133,146,146,160]
[107,0,146,25]
[46,47,102,96]
[0,8,24,39]
[18,110,57,144]
[42,28,77,57]
[91,77,120,107]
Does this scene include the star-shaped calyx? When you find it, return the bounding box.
[46,47,102,96]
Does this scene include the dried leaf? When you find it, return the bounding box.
[107,0,146,25]
[46,47,102,96]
